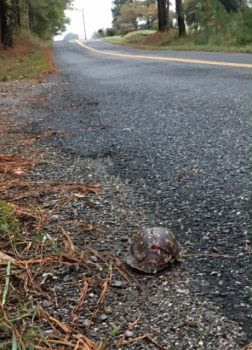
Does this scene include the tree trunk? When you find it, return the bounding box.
[0,0,14,47]
[157,0,169,32]
[19,0,29,31]
[176,0,186,37]
[0,0,7,44]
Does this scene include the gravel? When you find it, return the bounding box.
[0,40,251,349]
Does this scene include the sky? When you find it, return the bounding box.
[55,0,113,40]
[55,0,175,40]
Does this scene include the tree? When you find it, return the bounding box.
[0,0,17,47]
[19,0,29,30]
[184,0,228,32]
[219,0,245,12]
[0,0,72,47]
[0,0,8,44]
[176,0,186,37]
[28,0,71,39]
[157,0,169,32]
[118,0,157,30]
[112,0,128,27]
[118,1,141,29]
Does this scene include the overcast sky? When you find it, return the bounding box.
[55,0,175,40]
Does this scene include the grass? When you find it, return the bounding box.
[104,29,252,53]
[0,200,20,236]
[0,33,55,82]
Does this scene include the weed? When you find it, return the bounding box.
[0,200,20,235]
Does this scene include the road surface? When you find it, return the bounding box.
[50,40,251,348]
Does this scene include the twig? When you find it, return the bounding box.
[115,316,141,348]
[146,335,170,350]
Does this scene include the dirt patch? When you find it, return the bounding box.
[142,32,164,46]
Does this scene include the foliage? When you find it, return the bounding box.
[0,200,19,234]
[235,7,252,44]
[28,0,72,40]
[0,33,55,81]
[219,0,245,12]
[104,29,252,52]
[112,0,128,27]
[110,0,252,43]
[115,0,157,33]
[184,0,252,45]
[106,27,117,36]
[184,0,228,31]
[0,0,72,47]
[98,28,105,37]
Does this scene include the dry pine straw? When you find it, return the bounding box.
[0,148,163,350]
[0,129,235,349]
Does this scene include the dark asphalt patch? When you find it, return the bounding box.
[26,40,251,347]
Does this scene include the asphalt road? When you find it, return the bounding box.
[52,40,251,346]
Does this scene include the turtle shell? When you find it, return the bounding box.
[126,227,182,274]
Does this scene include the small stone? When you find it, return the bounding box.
[210,271,218,276]
[50,215,60,222]
[90,255,98,262]
[99,313,108,321]
[83,319,91,328]
[120,236,128,242]
[104,306,112,314]
[54,285,63,292]
[125,331,134,338]
[112,280,123,288]
[42,300,51,308]
[211,247,219,253]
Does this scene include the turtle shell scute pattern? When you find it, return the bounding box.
[126,227,182,274]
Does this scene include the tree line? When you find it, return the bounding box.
[111,0,252,43]
[0,0,71,47]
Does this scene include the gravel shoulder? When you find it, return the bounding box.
[0,41,251,349]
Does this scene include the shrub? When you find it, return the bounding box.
[105,28,117,36]
[235,8,252,45]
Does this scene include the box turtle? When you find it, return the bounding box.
[126,227,182,274]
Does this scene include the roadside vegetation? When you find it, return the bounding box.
[104,29,252,53]
[0,0,71,81]
[0,34,55,81]
[101,0,252,53]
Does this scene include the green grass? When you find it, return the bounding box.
[104,30,252,53]
[0,200,19,234]
[0,34,55,82]
[0,51,50,81]
[124,29,156,38]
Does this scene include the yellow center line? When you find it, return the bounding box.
[75,39,252,69]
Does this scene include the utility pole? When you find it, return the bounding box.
[82,9,87,40]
